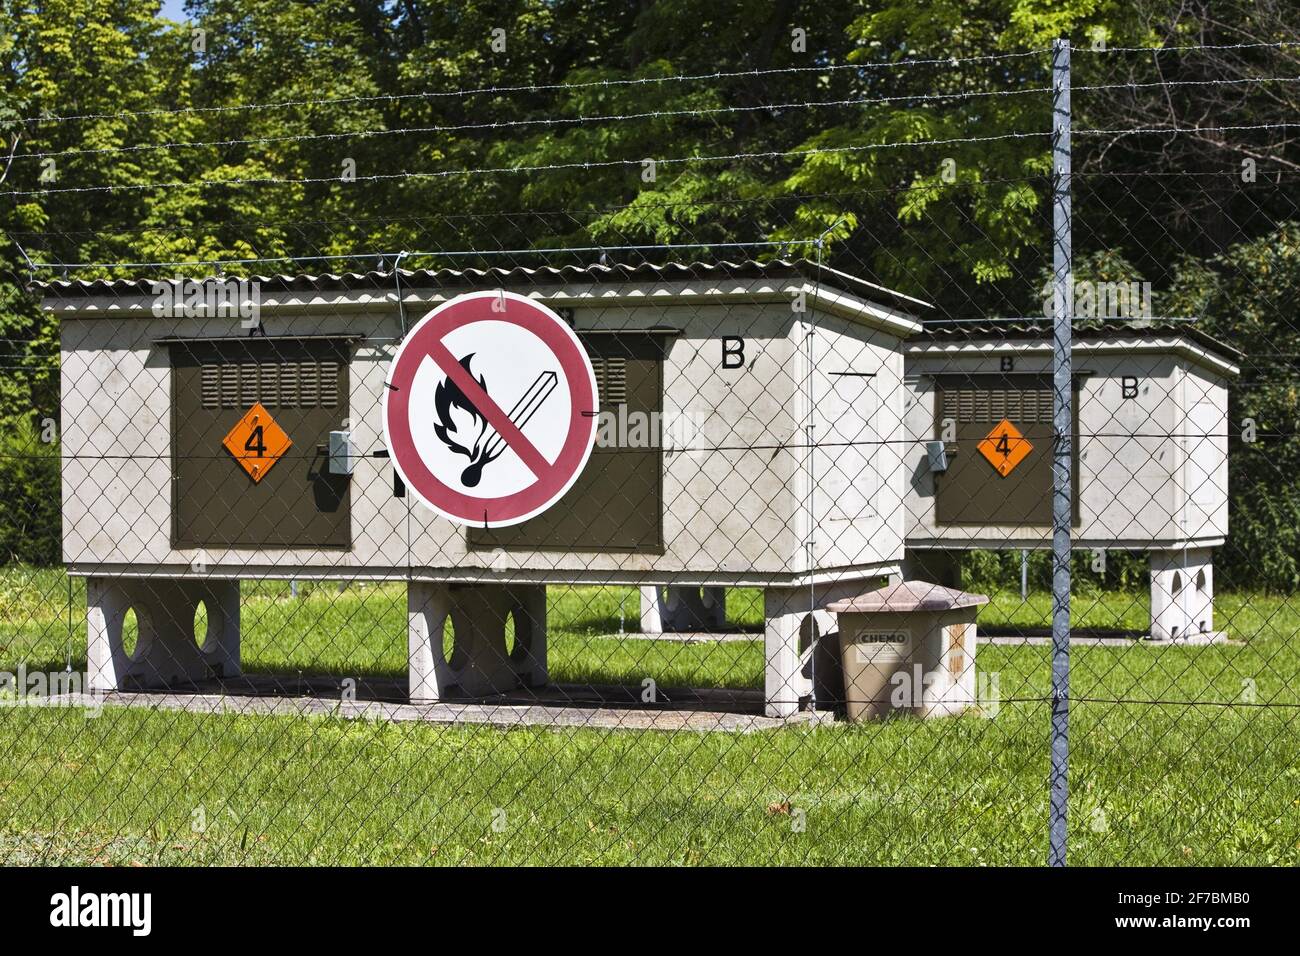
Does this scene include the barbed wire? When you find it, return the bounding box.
[1076,40,1300,54]
[1075,122,1300,137]
[20,73,1293,166]
[1074,169,1295,177]
[1074,75,1300,95]
[14,48,1052,127]
[0,131,1051,198]
[14,87,1053,163]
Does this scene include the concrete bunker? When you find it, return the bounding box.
[40,266,1240,721]
[42,260,929,718]
[901,318,1239,643]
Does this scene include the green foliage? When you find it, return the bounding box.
[1168,223,1300,591]
[962,548,1149,597]
[0,419,59,564]
[0,0,1296,583]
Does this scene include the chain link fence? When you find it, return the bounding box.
[1,25,1298,866]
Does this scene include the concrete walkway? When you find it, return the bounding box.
[43,676,825,733]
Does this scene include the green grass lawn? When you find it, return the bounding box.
[1,567,1298,865]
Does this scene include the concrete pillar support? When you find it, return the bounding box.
[639,586,663,634]
[639,586,727,634]
[764,578,882,718]
[508,584,548,688]
[87,576,240,691]
[409,582,548,700]
[1150,548,1215,641]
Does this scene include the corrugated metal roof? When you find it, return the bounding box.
[30,258,933,312]
[915,318,1242,361]
[34,261,1240,358]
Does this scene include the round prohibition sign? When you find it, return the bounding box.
[382,291,598,527]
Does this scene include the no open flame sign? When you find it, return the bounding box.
[382,291,599,528]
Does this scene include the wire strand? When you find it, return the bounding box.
[1075,122,1300,136]
[1073,74,1300,94]
[1,131,1049,198]
[15,48,1052,127]
[1076,40,1300,53]
[16,87,1051,162]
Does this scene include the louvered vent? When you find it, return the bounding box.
[299,361,319,406]
[220,365,239,407]
[943,385,1053,423]
[959,390,975,422]
[240,363,259,406]
[1037,390,1054,422]
[590,356,628,407]
[319,362,339,407]
[201,366,220,408]
[602,357,627,405]
[990,389,1007,421]
[1003,391,1021,421]
[259,363,279,406]
[196,359,340,408]
[280,361,299,406]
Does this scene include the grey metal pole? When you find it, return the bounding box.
[1049,37,1073,868]
[806,239,822,713]
[1021,548,1029,600]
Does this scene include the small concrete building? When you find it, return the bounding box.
[40,260,928,717]
[39,263,1241,721]
[902,318,1239,642]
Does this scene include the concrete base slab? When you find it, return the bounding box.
[45,676,815,733]
[981,629,1234,646]
[1145,630,1232,646]
[620,630,760,643]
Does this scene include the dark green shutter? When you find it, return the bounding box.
[468,333,665,553]
[170,338,353,549]
[934,374,1079,527]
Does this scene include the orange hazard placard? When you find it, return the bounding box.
[978,418,1033,477]
[222,402,292,483]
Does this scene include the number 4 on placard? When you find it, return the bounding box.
[244,425,267,457]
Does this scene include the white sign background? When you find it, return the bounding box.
[406,319,575,500]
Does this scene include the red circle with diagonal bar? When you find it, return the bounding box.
[383,291,598,527]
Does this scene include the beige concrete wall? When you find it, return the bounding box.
[60,295,907,582]
[61,317,174,566]
[808,314,906,571]
[1178,362,1230,542]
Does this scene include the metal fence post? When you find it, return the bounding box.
[1049,36,1073,868]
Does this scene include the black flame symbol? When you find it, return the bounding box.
[433,354,503,487]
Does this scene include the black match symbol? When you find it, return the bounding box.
[433,354,558,488]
